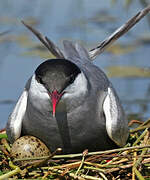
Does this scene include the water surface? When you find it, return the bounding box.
[0,0,150,128]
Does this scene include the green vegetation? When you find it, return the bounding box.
[0,119,150,179]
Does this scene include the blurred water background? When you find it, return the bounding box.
[0,0,150,129]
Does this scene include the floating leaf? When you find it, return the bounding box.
[107,66,150,78]
[125,0,133,8]
[21,17,39,26]
[0,16,38,26]
[90,10,117,24]
[0,17,17,24]
[15,34,37,48]
[107,43,137,55]
[111,0,117,5]
[21,49,55,59]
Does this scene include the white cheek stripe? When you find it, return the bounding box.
[31,74,48,94]
[63,72,88,99]
[103,87,118,141]
[30,74,50,100]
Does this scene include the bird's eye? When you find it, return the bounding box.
[69,75,75,84]
[36,76,43,84]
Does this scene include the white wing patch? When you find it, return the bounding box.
[103,87,129,147]
[103,87,118,143]
[9,89,28,141]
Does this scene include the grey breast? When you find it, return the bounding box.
[6,40,128,154]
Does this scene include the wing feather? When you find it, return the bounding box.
[103,87,129,147]
[6,89,28,142]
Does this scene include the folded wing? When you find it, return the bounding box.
[103,86,129,147]
[6,79,30,143]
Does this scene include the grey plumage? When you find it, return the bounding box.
[6,40,129,153]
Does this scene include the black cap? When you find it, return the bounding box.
[35,59,81,93]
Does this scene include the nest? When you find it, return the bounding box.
[0,119,150,180]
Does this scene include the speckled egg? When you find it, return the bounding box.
[10,135,51,166]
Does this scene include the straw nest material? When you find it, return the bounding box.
[0,119,150,180]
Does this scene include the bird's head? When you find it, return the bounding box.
[35,59,81,117]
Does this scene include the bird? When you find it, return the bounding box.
[6,40,129,154]
[6,22,129,154]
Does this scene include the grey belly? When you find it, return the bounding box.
[22,104,117,154]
